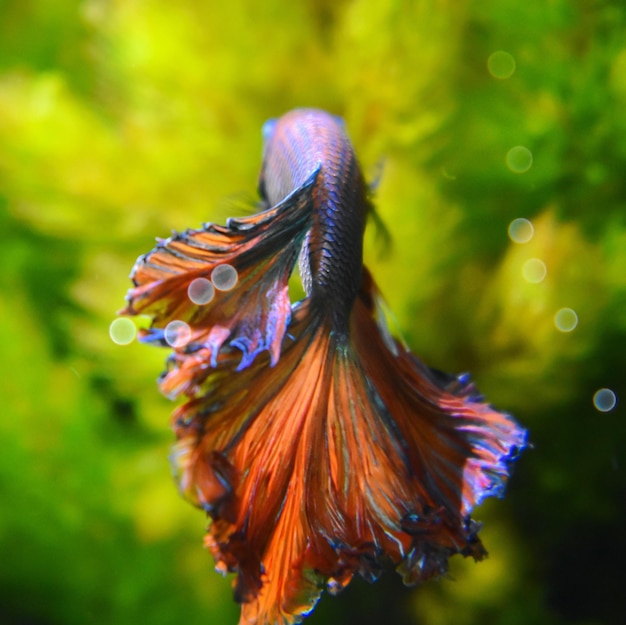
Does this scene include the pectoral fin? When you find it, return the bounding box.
[121,167,320,368]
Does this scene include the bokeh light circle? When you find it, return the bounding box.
[164,320,192,348]
[506,146,533,173]
[554,308,578,332]
[593,388,617,412]
[508,218,534,244]
[109,317,137,345]
[211,264,238,291]
[522,258,547,283]
[188,277,215,305]
[488,51,516,79]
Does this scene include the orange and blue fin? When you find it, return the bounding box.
[121,167,319,369]
[161,268,526,625]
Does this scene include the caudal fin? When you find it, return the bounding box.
[346,269,527,580]
[165,300,333,624]
[158,266,525,625]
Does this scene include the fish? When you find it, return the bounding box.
[121,108,527,625]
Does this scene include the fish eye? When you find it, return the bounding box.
[262,118,277,143]
[332,114,346,128]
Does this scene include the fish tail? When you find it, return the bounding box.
[165,267,525,625]
[349,268,527,535]
[167,299,333,625]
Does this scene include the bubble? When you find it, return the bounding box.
[211,264,238,291]
[164,320,192,348]
[506,146,533,174]
[554,308,578,332]
[487,51,516,79]
[508,218,534,244]
[109,317,137,345]
[188,277,215,305]
[593,388,617,413]
[522,258,546,283]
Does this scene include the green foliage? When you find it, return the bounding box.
[1,1,624,624]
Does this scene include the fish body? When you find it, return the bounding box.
[260,109,368,328]
[121,108,526,625]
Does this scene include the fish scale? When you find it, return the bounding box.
[260,109,368,330]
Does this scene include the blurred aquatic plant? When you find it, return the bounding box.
[1,0,625,624]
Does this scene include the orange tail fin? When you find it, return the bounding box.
[159,267,525,625]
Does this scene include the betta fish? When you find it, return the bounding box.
[121,108,526,625]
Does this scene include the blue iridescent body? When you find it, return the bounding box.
[260,110,369,329]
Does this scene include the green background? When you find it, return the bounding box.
[1,1,624,624]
